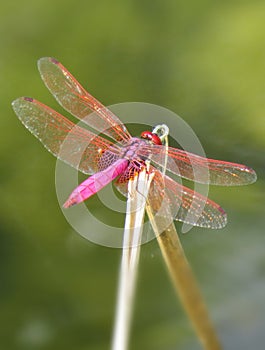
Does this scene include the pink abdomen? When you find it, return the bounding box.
[63,158,129,208]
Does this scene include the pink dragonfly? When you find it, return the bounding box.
[12,57,256,229]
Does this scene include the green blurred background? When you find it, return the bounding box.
[1,0,264,349]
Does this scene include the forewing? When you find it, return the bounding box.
[38,57,131,142]
[12,97,120,174]
[138,144,257,186]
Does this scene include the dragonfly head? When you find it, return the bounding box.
[140,130,162,145]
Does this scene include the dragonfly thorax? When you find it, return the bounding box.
[121,137,147,160]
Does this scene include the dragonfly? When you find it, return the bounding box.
[12,57,257,229]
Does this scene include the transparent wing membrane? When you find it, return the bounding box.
[12,97,120,175]
[138,144,257,186]
[38,57,131,143]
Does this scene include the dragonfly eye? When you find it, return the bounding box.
[141,131,162,145]
[140,131,153,141]
[150,134,162,145]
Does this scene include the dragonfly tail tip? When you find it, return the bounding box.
[63,199,74,209]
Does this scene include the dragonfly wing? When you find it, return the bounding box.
[149,169,227,229]
[114,165,226,229]
[12,97,121,175]
[38,57,131,142]
[138,144,257,186]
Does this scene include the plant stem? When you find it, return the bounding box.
[112,169,154,350]
[146,207,222,350]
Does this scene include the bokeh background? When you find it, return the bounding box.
[1,1,264,349]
